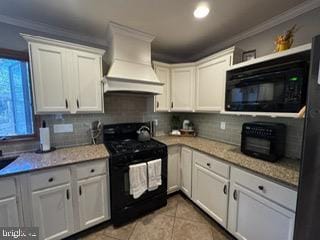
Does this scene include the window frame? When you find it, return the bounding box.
[0,48,39,143]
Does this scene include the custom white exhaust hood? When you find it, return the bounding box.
[104,22,163,95]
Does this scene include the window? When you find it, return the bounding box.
[0,49,35,140]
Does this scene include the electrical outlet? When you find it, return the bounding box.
[220,121,226,130]
[53,124,73,133]
[154,119,159,126]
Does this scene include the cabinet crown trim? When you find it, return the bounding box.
[21,33,106,55]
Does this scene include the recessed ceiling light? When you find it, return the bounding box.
[193,4,210,19]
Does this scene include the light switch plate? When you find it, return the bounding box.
[53,124,73,133]
[220,121,226,130]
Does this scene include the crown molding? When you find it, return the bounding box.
[108,21,155,42]
[189,0,320,61]
[151,51,186,63]
[0,14,108,47]
[21,34,106,55]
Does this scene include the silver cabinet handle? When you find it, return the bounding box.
[66,189,70,200]
[233,190,237,200]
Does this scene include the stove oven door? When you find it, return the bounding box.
[110,155,167,222]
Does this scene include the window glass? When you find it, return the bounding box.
[0,57,34,138]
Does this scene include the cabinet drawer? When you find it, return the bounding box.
[231,167,297,211]
[0,178,16,199]
[193,151,230,178]
[76,160,106,180]
[30,168,71,191]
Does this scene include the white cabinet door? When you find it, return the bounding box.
[30,43,70,113]
[180,147,192,198]
[32,184,74,240]
[77,175,108,230]
[192,163,229,227]
[228,183,295,240]
[0,177,21,227]
[72,50,103,113]
[167,146,180,194]
[171,67,195,112]
[195,55,231,112]
[0,196,20,227]
[154,65,170,112]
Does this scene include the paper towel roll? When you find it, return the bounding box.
[40,127,51,151]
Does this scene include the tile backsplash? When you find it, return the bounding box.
[2,94,171,154]
[176,113,304,159]
[2,93,304,160]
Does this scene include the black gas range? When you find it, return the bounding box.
[103,123,168,226]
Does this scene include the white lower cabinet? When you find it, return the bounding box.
[24,159,110,240]
[0,177,21,227]
[192,151,229,227]
[167,146,180,194]
[32,184,74,240]
[77,175,108,230]
[228,167,297,240]
[180,147,192,197]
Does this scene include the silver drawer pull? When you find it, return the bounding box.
[223,185,227,195]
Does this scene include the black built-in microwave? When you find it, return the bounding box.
[241,122,286,162]
[225,51,310,112]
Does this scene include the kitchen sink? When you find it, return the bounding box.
[0,156,18,170]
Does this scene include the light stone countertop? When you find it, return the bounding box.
[154,136,300,188]
[0,144,109,177]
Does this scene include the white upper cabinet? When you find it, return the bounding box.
[153,47,241,114]
[195,54,232,112]
[30,43,71,113]
[171,66,195,112]
[72,50,103,113]
[153,62,171,112]
[22,34,105,114]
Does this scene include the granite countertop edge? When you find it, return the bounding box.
[154,136,300,189]
[0,144,109,178]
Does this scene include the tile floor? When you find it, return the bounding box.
[75,193,235,240]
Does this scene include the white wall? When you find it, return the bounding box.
[235,7,320,58]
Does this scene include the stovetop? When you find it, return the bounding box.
[105,138,164,155]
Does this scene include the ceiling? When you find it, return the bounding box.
[0,0,308,61]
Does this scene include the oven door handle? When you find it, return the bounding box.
[112,159,163,170]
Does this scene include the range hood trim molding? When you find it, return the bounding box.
[105,76,164,86]
[108,22,155,43]
[104,78,163,95]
